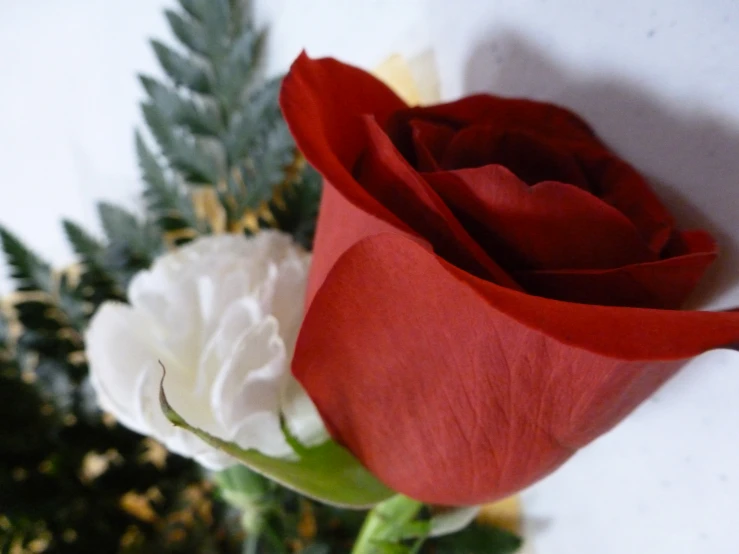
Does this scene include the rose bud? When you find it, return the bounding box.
[280,53,739,506]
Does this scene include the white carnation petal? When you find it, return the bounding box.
[271,254,312,354]
[86,303,159,435]
[232,411,294,459]
[86,231,314,468]
[281,377,329,448]
[211,316,286,432]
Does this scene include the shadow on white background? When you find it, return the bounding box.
[431,1,739,552]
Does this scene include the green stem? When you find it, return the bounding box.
[213,465,270,534]
[351,495,425,554]
[242,533,259,554]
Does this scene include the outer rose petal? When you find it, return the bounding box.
[292,233,739,506]
[280,52,416,241]
[305,181,425,308]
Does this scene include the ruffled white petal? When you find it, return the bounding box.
[85,231,325,469]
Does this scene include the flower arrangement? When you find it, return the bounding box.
[2,1,737,553]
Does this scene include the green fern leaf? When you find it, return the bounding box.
[267,164,322,249]
[141,102,221,184]
[178,0,206,21]
[0,226,54,293]
[62,220,125,305]
[151,39,212,94]
[165,9,208,55]
[97,202,162,263]
[224,77,281,165]
[140,75,222,137]
[202,0,232,45]
[135,131,204,236]
[219,27,261,106]
[62,220,104,264]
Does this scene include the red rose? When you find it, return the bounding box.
[280,53,739,506]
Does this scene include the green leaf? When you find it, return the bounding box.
[301,545,331,554]
[159,367,394,508]
[96,202,163,281]
[165,9,208,55]
[151,39,212,94]
[178,0,205,21]
[97,203,144,247]
[224,77,282,163]
[135,131,202,235]
[202,0,232,40]
[62,220,124,308]
[220,27,261,107]
[426,522,523,554]
[62,219,103,263]
[373,544,413,554]
[0,226,54,293]
[141,99,176,153]
[268,164,322,249]
[142,102,221,184]
[140,75,222,137]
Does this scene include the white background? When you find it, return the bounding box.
[1,1,738,553]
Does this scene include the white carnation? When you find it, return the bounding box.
[86,230,327,469]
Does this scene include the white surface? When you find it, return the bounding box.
[0,1,171,292]
[1,1,738,553]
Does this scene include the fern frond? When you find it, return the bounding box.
[0,226,54,293]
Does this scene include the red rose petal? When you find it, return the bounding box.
[354,116,521,288]
[514,244,717,308]
[409,119,454,172]
[393,95,677,254]
[439,126,592,190]
[390,95,598,144]
[292,233,739,506]
[305,181,427,308]
[280,54,519,290]
[279,53,417,240]
[580,153,676,254]
[426,166,658,271]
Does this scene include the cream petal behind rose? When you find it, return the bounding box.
[86,231,327,470]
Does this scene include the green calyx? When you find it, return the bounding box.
[159,368,394,508]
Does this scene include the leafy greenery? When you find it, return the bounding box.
[136,0,318,242]
[0,0,322,552]
[424,522,523,554]
[0,302,242,554]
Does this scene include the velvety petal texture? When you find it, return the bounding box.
[292,234,739,505]
[280,54,739,505]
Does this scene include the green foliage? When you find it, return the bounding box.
[151,39,212,94]
[424,521,523,553]
[135,131,205,246]
[96,202,163,289]
[160,378,395,508]
[267,163,323,250]
[63,220,126,308]
[0,240,241,553]
[0,0,327,552]
[0,227,55,293]
[137,0,319,241]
